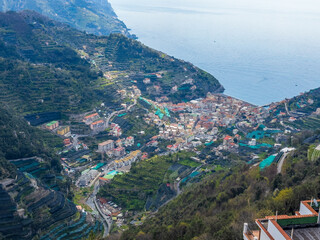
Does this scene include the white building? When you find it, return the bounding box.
[243,199,320,240]
[98,140,114,153]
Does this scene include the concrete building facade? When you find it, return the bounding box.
[243,199,320,240]
[98,140,114,153]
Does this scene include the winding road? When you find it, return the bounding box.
[106,98,137,128]
[86,182,113,238]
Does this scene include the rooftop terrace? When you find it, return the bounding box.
[284,227,320,240]
[244,199,320,240]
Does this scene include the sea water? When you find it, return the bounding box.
[110,0,320,105]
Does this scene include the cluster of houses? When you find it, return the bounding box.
[98,198,124,227]
[139,94,271,153]
[113,150,141,168]
[165,94,267,130]
[45,120,71,136]
[114,137,134,149]
[267,96,317,125]
[146,136,159,147]
[83,113,106,132]
[98,137,134,158]
[109,123,122,137]
[98,140,124,158]
[117,93,293,159]
[159,123,185,138]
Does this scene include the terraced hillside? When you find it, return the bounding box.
[98,152,201,212]
[0,11,223,113]
[0,171,103,240]
[118,130,320,240]
[40,212,103,240]
[0,106,103,239]
[0,0,132,37]
[267,87,320,129]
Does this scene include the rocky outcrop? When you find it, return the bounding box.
[0,0,133,37]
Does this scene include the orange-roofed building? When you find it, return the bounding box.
[83,113,99,124]
[223,135,233,145]
[98,140,114,153]
[224,135,233,141]
[76,205,83,211]
[99,198,108,205]
[90,120,105,130]
[99,177,111,185]
[243,199,320,240]
[64,138,71,146]
[112,211,121,217]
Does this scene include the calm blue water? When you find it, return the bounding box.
[110,0,320,105]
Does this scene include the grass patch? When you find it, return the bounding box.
[178,159,201,168]
[73,186,94,212]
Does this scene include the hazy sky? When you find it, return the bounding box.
[111,0,320,15]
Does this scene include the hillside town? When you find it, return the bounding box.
[30,79,320,234]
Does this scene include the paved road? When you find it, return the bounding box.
[86,182,112,238]
[280,121,296,131]
[284,102,291,116]
[106,98,137,128]
[277,152,288,174]
[158,165,203,211]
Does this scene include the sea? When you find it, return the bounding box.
[110,0,320,106]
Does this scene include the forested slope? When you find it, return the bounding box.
[118,130,320,240]
[0,11,223,114]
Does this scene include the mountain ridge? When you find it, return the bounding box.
[0,0,133,37]
[0,10,223,114]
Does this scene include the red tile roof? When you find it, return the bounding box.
[84,113,98,119]
[224,135,233,141]
[91,120,104,125]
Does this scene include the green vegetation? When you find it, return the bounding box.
[114,105,159,138]
[288,116,320,130]
[257,136,276,145]
[308,144,320,161]
[0,11,222,114]
[73,186,94,212]
[0,0,132,37]
[0,105,103,239]
[268,87,320,130]
[0,58,102,113]
[0,105,62,171]
[99,152,197,211]
[116,130,320,240]
[99,155,173,211]
[213,165,225,172]
[258,152,268,160]
[178,159,201,168]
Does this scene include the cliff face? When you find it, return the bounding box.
[0,0,132,37]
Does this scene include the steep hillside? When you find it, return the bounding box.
[0,106,103,239]
[266,87,320,130]
[0,105,62,170]
[98,152,199,212]
[0,11,223,114]
[0,0,132,37]
[116,130,320,240]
